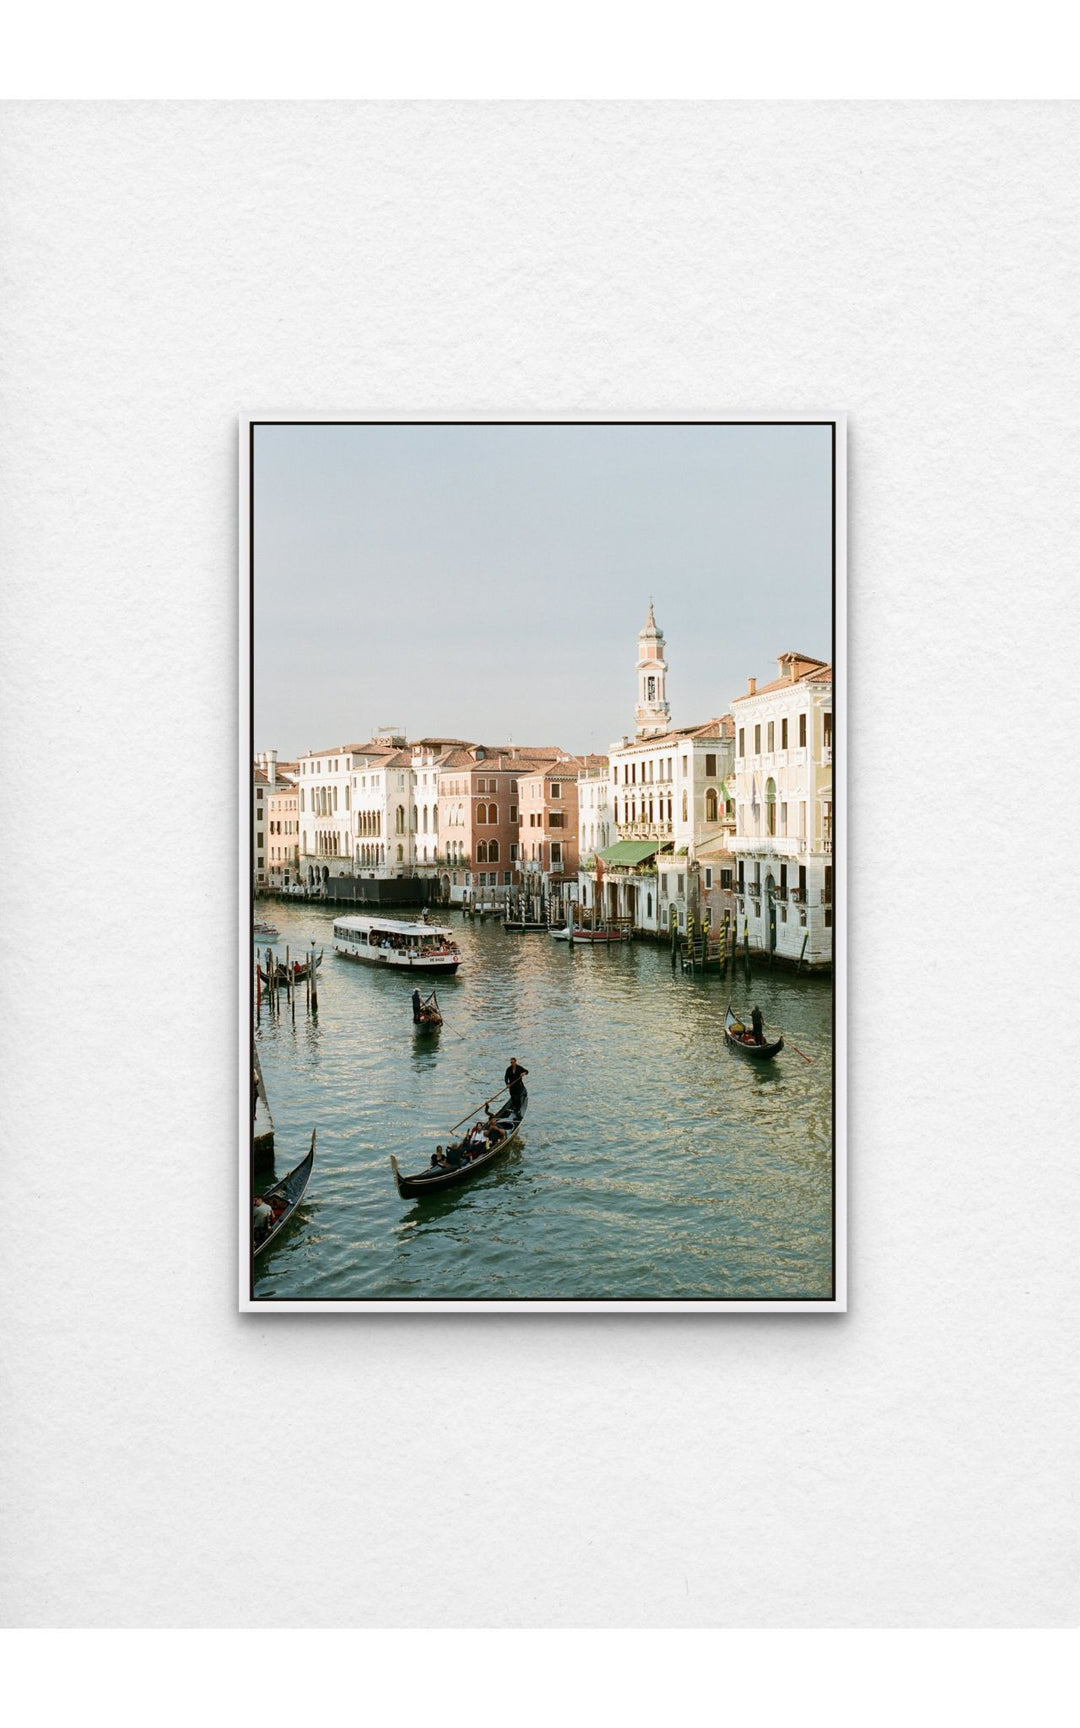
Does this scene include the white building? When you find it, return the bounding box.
[296,743,377,886]
[582,606,734,934]
[728,652,833,968]
[298,733,475,890]
[578,765,613,872]
[346,736,415,878]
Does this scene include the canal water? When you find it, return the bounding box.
[253,901,835,1302]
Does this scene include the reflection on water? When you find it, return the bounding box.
[253,903,834,1301]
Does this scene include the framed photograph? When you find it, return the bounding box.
[240,413,845,1312]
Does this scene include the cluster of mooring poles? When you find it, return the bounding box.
[672,912,814,980]
[673,911,754,984]
[254,940,319,1027]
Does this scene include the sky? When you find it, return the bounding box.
[253,421,834,762]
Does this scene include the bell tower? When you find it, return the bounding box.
[635,601,670,738]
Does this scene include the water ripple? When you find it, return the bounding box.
[253,904,834,1301]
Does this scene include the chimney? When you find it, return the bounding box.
[748,677,756,695]
[267,748,277,787]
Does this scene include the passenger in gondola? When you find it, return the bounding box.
[412,988,423,1023]
[253,1195,273,1237]
[751,1005,765,1046]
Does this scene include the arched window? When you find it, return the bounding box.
[647,676,656,700]
[705,788,718,822]
[423,806,428,832]
[396,805,405,834]
[488,840,500,862]
[476,841,488,862]
[681,791,688,822]
[397,844,403,861]
[766,778,777,837]
[647,893,653,917]
[488,804,498,824]
[476,803,487,825]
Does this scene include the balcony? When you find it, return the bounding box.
[728,833,806,856]
[618,820,674,841]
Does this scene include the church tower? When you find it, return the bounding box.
[635,602,671,738]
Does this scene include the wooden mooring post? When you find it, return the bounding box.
[309,941,319,1013]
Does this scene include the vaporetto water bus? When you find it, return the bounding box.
[332,915,462,974]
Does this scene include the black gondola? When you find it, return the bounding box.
[724,1004,784,1060]
[411,988,443,1030]
[253,1129,316,1256]
[259,951,323,988]
[391,1091,528,1198]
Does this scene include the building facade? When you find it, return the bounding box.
[728,652,833,968]
[296,744,369,884]
[257,750,300,887]
[253,765,270,891]
[577,765,614,872]
[517,757,602,889]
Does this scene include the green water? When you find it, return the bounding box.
[252,901,834,1302]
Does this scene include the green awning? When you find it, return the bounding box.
[597,841,659,866]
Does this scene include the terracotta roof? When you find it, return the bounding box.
[616,718,727,748]
[295,744,376,760]
[731,663,832,703]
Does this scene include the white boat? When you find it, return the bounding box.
[332,914,461,974]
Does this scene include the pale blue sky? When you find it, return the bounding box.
[254,421,833,760]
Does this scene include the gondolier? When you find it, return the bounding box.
[504,1057,529,1111]
[751,1005,764,1046]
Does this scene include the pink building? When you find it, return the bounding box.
[517,756,605,886]
[436,744,568,901]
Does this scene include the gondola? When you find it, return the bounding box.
[259,951,323,987]
[724,1004,784,1060]
[391,1091,528,1198]
[411,987,443,1030]
[253,1129,316,1256]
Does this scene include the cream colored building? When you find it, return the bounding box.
[296,743,372,886]
[729,652,833,968]
[583,606,735,933]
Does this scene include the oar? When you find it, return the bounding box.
[788,1044,813,1064]
[444,1082,511,1136]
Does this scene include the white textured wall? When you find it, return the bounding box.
[1,102,1076,1627]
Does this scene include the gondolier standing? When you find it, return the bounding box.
[751,1005,765,1046]
[504,1056,529,1112]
